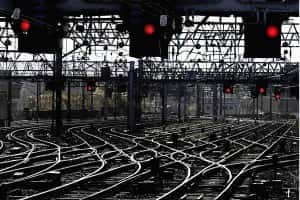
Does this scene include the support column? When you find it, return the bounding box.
[161,82,167,124]
[212,84,218,121]
[270,86,272,120]
[252,97,255,120]
[256,97,259,120]
[54,40,63,136]
[7,73,12,127]
[136,60,143,123]
[128,61,136,131]
[202,87,205,114]
[219,85,223,116]
[196,83,201,117]
[91,92,94,111]
[183,84,187,121]
[260,95,263,115]
[51,90,55,132]
[224,93,226,118]
[103,84,108,120]
[286,90,289,114]
[114,82,117,120]
[81,82,86,112]
[177,83,182,122]
[5,22,11,127]
[237,87,241,123]
[67,81,71,121]
[36,81,40,121]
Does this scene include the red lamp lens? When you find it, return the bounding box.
[20,19,31,32]
[266,25,279,39]
[259,87,265,94]
[144,24,155,35]
[225,88,231,93]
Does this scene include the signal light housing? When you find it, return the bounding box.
[256,82,268,96]
[290,86,299,100]
[275,93,281,101]
[87,80,96,92]
[251,86,258,98]
[117,84,127,93]
[126,14,174,59]
[223,84,234,94]
[101,67,111,80]
[12,0,63,54]
[129,22,164,58]
[274,87,281,101]
[243,15,285,58]
[45,80,55,91]
[12,19,61,53]
[45,79,65,91]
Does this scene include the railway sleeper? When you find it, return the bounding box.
[179,193,204,200]
[131,177,161,194]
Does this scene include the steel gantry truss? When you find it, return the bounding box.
[0,15,298,133]
[0,0,298,135]
[0,16,299,83]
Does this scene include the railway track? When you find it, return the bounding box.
[0,119,298,200]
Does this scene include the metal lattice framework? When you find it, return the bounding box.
[0,16,299,83]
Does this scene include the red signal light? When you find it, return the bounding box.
[87,85,93,91]
[266,25,279,39]
[274,88,281,100]
[223,83,233,94]
[225,87,232,94]
[144,24,155,35]
[259,87,265,94]
[87,81,96,92]
[223,84,234,94]
[20,19,31,32]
